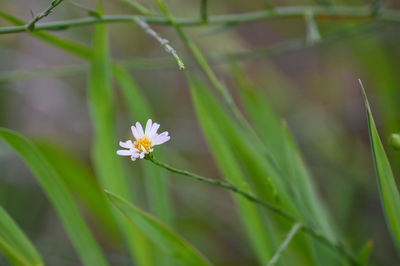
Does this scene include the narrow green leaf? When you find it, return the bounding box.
[357,240,373,266]
[106,191,211,266]
[360,80,400,252]
[87,5,152,264]
[188,78,276,262]
[188,76,296,214]
[231,65,343,265]
[0,128,108,266]
[35,141,118,239]
[113,64,173,225]
[232,64,336,235]
[0,206,43,266]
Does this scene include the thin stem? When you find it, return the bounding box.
[134,17,185,69]
[267,223,302,266]
[1,6,399,34]
[201,0,208,22]
[26,0,65,30]
[146,155,358,265]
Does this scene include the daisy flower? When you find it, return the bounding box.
[117,119,170,161]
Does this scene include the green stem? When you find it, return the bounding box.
[146,155,358,265]
[26,0,65,30]
[201,0,208,22]
[267,223,303,266]
[1,6,399,34]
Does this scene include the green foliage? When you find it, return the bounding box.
[35,141,118,239]
[87,4,153,264]
[0,128,108,266]
[189,77,277,262]
[361,81,400,252]
[113,63,174,265]
[0,207,43,266]
[106,191,211,266]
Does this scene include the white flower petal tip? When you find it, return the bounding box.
[117,119,170,161]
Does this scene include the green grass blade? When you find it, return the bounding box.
[357,240,373,266]
[0,206,43,266]
[188,78,276,262]
[231,65,344,264]
[106,191,211,266]
[87,3,152,264]
[35,141,118,239]
[360,80,400,252]
[113,63,173,224]
[113,63,173,265]
[232,64,336,235]
[0,128,108,266]
[188,76,296,213]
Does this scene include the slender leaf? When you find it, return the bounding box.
[360,80,400,252]
[0,128,108,266]
[0,206,43,266]
[232,65,343,265]
[188,75,297,214]
[113,62,174,265]
[188,78,276,262]
[35,141,118,239]
[87,3,152,264]
[357,240,373,266]
[106,191,211,266]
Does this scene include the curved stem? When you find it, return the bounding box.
[0,6,399,34]
[146,155,359,265]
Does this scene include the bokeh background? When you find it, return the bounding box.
[1,0,400,265]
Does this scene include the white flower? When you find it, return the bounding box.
[117,119,170,161]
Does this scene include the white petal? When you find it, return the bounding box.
[145,119,153,137]
[117,150,132,156]
[148,123,160,138]
[135,122,145,138]
[130,147,140,153]
[119,140,134,149]
[141,145,148,154]
[152,132,170,145]
[131,126,140,140]
[139,152,145,159]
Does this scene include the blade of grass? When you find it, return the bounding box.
[188,78,277,262]
[360,79,400,252]
[87,2,153,264]
[113,64,173,226]
[35,141,118,240]
[0,206,43,266]
[0,128,108,266]
[106,190,211,266]
[232,64,336,236]
[357,240,373,266]
[231,65,345,265]
[188,76,297,214]
[113,63,173,266]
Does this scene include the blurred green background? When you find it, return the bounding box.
[0,0,400,265]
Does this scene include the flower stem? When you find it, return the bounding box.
[146,155,359,265]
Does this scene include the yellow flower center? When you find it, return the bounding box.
[134,137,152,152]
